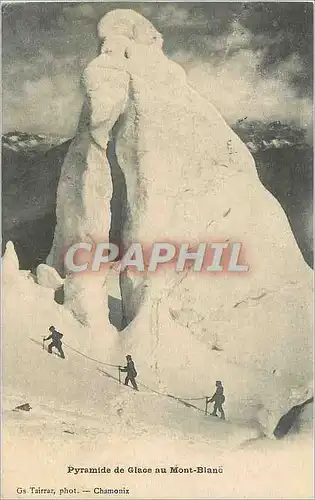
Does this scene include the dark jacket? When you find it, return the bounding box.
[121,359,137,377]
[210,386,225,404]
[46,329,63,344]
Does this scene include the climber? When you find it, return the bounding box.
[119,355,138,390]
[208,380,225,419]
[44,326,65,359]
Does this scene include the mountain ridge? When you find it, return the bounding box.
[2,131,70,156]
[2,119,310,155]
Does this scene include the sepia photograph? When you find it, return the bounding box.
[1,1,313,499]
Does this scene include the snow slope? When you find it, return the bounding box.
[2,245,313,499]
[2,313,313,499]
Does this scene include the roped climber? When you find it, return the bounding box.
[208,380,225,419]
[119,355,138,390]
[43,326,65,359]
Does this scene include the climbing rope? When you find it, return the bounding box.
[54,340,209,406]
[61,341,121,368]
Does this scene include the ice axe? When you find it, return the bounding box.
[118,366,122,384]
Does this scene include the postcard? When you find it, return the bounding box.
[1,2,313,499]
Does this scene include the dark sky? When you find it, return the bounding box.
[2,2,313,137]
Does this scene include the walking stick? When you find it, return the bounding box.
[118,366,121,384]
[42,337,45,350]
[205,397,209,416]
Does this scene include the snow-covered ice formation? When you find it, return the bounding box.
[45,9,312,435]
[2,15,312,495]
[2,240,20,282]
[36,263,64,291]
